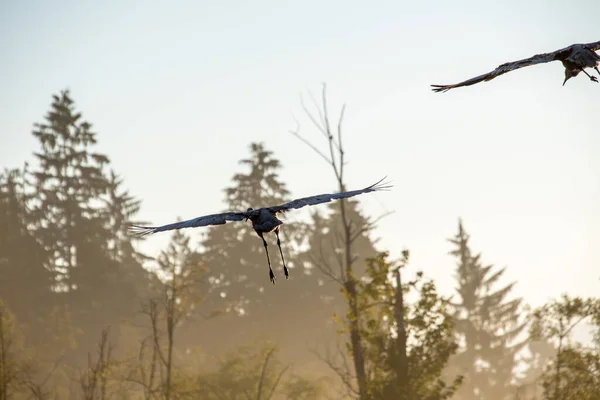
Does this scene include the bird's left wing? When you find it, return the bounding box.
[431,51,557,93]
[129,211,250,236]
[266,177,391,214]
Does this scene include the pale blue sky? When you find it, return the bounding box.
[1,0,599,316]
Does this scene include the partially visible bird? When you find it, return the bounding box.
[431,40,600,93]
[129,177,391,284]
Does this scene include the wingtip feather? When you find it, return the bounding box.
[368,176,393,191]
[128,224,157,237]
[431,84,452,93]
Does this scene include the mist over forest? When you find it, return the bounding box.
[1,88,598,400]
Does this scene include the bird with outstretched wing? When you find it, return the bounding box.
[431,40,600,92]
[130,177,391,284]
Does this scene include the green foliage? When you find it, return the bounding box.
[196,341,328,400]
[335,251,462,400]
[530,295,600,400]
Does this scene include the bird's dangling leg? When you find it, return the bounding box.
[260,234,276,284]
[580,68,598,82]
[274,228,289,280]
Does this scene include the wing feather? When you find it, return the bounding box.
[583,40,600,52]
[431,50,558,93]
[266,177,391,214]
[129,211,249,236]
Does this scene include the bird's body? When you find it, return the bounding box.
[130,178,391,284]
[249,208,283,234]
[431,40,600,92]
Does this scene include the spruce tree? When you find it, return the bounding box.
[447,219,527,400]
[188,142,329,353]
[0,166,51,324]
[29,90,111,291]
[198,142,296,311]
[26,90,147,364]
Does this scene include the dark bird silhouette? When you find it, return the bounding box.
[431,40,600,93]
[129,178,391,284]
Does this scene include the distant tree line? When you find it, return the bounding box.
[0,88,597,399]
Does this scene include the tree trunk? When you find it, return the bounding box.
[345,279,368,399]
[394,269,409,391]
[341,197,368,400]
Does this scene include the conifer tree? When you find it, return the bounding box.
[447,219,527,400]
[0,166,51,325]
[29,90,111,291]
[198,142,297,313]
[25,90,148,364]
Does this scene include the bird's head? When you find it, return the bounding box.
[244,208,254,222]
[563,68,579,86]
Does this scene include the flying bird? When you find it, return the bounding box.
[431,40,600,93]
[129,177,391,284]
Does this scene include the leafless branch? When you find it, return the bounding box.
[288,130,331,165]
[256,347,276,400]
[78,328,114,400]
[310,345,358,398]
[350,211,395,244]
[265,364,290,400]
[291,83,371,399]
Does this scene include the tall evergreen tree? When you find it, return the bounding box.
[447,219,527,400]
[25,90,148,366]
[188,142,329,353]
[197,142,297,311]
[29,90,111,291]
[101,170,152,287]
[0,166,51,325]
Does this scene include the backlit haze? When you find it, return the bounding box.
[2,0,598,315]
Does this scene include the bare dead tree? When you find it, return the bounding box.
[127,230,206,400]
[18,356,64,400]
[124,332,159,400]
[290,83,391,400]
[252,346,290,400]
[78,328,114,400]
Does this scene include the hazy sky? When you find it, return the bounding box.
[1,0,599,315]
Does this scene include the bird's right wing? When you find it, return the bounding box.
[584,40,600,52]
[266,177,392,214]
[431,51,557,93]
[129,211,250,236]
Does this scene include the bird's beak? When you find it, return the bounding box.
[563,76,568,86]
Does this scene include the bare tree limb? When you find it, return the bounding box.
[291,83,371,399]
[256,347,276,400]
